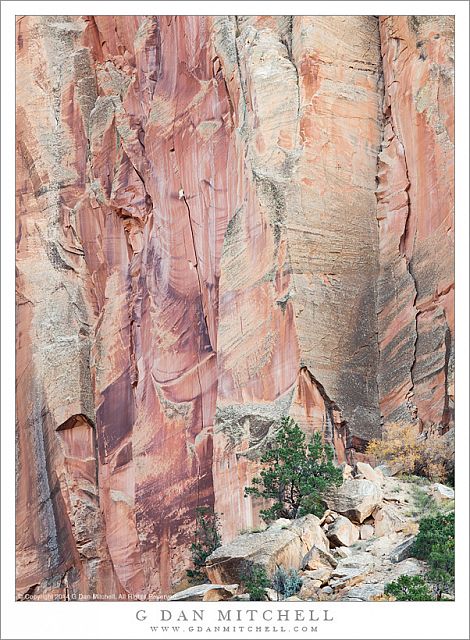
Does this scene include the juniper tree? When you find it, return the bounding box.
[412,511,455,598]
[385,575,435,601]
[244,416,342,521]
[186,506,221,582]
[244,564,271,601]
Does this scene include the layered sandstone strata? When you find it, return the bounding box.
[15,15,454,599]
[376,16,454,429]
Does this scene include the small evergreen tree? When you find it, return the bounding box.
[186,506,221,582]
[244,417,342,521]
[385,575,434,601]
[412,511,454,598]
[244,564,271,601]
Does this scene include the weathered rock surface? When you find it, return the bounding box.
[341,583,385,601]
[428,483,454,502]
[265,587,280,602]
[390,537,416,564]
[376,16,454,429]
[374,504,407,537]
[301,546,338,571]
[325,479,383,523]
[298,579,322,599]
[340,464,354,481]
[355,462,383,484]
[326,515,360,547]
[334,547,353,559]
[16,15,454,598]
[329,552,375,590]
[376,463,399,477]
[360,524,375,540]
[169,583,238,601]
[302,567,333,585]
[205,514,327,584]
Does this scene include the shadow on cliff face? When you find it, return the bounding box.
[333,286,382,458]
[16,388,119,599]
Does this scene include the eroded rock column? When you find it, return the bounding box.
[377,16,454,431]
[212,16,384,539]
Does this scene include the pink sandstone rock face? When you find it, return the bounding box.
[15,15,454,599]
[376,16,454,430]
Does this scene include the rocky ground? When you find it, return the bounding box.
[169,463,454,602]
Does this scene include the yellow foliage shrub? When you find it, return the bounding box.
[401,521,420,536]
[366,422,420,474]
[366,422,453,483]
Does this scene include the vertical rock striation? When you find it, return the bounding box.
[212,16,384,539]
[376,16,454,430]
[16,14,454,598]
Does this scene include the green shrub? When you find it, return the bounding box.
[412,511,454,597]
[385,575,434,601]
[244,417,342,521]
[272,566,303,599]
[400,474,431,487]
[244,565,271,601]
[186,507,221,582]
[410,484,438,517]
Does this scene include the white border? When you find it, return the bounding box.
[2,2,469,639]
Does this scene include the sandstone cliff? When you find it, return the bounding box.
[16,15,454,599]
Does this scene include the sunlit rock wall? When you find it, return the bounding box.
[16,14,454,598]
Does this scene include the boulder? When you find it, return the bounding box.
[301,545,338,570]
[302,567,333,585]
[360,524,374,540]
[428,483,454,502]
[368,533,400,558]
[354,462,382,483]
[319,509,338,526]
[342,583,385,601]
[393,558,423,576]
[336,552,375,573]
[374,504,407,537]
[324,479,383,523]
[203,585,239,602]
[269,518,292,528]
[321,585,333,594]
[206,514,328,584]
[299,579,322,599]
[169,583,238,601]
[265,588,280,602]
[373,466,384,480]
[390,536,416,563]
[326,515,359,547]
[376,463,402,477]
[340,463,354,480]
[329,568,368,590]
[329,553,374,590]
[334,546,353,559]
